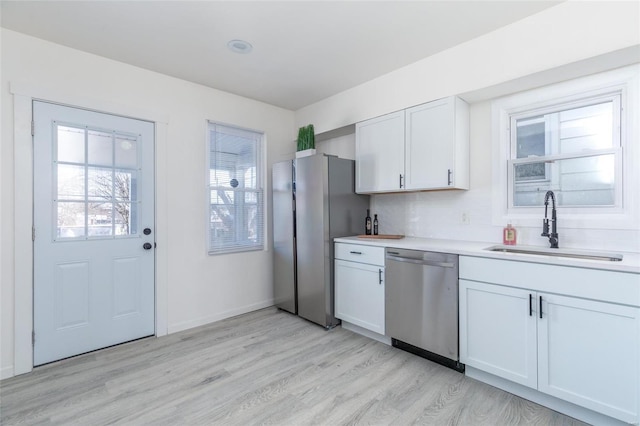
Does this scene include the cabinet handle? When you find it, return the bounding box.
[378,268,383,284]
[539,296,543,319]
[529,294,533,317]
[399,174,404,189]
[349,251,362,255]
[447,169,452,186]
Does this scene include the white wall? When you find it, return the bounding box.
[316,132,355,161]
[296,1,640,133]
[0,29,295,378]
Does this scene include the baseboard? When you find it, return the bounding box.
[341,321,391,345]
[466,366,631,426]
[167,299,275,334]
[1,365,15,380]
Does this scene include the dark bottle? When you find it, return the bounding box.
[365,209,372,235]
[373,214,379,235]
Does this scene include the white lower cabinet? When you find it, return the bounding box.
[334,243,385,335]
[538,293,639,422]
[459,280,537,388]
[460,257,640,424]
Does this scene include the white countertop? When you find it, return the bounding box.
[334,236,640,274]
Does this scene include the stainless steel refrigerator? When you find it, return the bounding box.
[272,154,369,328]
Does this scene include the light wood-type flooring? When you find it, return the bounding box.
[1,307,586,425]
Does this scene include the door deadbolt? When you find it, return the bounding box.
[143,228,152,235]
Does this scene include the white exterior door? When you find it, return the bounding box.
[33,101,155,366]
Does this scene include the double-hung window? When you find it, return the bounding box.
[510,94,621,208]
[492,64,638,229]
[207,122,264,254]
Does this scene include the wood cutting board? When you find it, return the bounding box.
[356,234,405,239]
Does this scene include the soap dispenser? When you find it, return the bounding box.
[503,223,517,246]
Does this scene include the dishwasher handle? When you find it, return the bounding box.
[386,254,455,268]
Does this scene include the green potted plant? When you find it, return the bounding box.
[295,124,316,158]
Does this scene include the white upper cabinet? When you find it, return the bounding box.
[405,97,469,190]
[355,111,405,193]
[355,96,469,193]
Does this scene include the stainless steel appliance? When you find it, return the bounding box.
[385,248,463,372]
[272,160,297,314]
[272,154,369,328]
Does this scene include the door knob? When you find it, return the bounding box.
[143,242,152,250]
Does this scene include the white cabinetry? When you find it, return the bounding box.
[459,280,537,388]
[537,293,639,422]
[354,111,404,193]
[334,243,385,335]
[355,96,469,193]
[460,257,640,424]
[405,97,469,190]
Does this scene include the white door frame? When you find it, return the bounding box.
[11,82,169,376]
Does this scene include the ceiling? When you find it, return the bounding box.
[1,1,561,110]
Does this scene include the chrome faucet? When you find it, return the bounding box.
[541,190,559,248]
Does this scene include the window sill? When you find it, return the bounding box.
[208,245,264,256]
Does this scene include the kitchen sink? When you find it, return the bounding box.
[485,245,623,262]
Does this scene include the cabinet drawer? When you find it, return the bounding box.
[335,243,384,266]
[460,256,640,307]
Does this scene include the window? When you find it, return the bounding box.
[509,95,621,208]
[207,122,264,254]
[492,65,639,230]
[55,123,139,240]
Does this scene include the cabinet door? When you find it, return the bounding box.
[405,98,454,190]
[355,111,405,193]
[538,293,639,424]
[459,280,537,388]
[335,260,385,335]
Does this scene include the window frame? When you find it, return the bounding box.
[53,121,142,241]
[511,115,551,183]
[491,64,639,231]
[206,121,265,255]
[507,92,622,210]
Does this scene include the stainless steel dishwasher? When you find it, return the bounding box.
[385,248,463,372]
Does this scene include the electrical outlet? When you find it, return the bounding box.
[461,211,471,225]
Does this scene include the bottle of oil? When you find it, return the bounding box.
[373,214,379,235]
[365,209,372,235]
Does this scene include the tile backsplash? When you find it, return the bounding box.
[372,191,640,253]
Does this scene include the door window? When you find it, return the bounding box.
[54,123,140,240]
